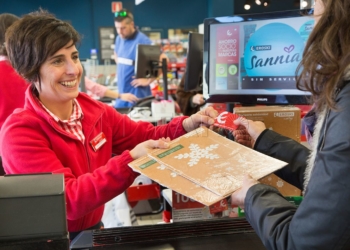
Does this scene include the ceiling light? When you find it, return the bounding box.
[263,0,270,6]
[244,0,253,10]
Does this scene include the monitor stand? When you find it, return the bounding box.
[226,102,235,112]
[161,58,168,101]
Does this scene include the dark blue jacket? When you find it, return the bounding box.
[245,83,350,249]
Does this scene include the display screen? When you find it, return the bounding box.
[135,44,161,79]
[204,9,314,105]
[184,32,203,91]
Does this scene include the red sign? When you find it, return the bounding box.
[209,199,228,214]
[216,25,239,64]
[172,191,205,209]
[111,2,123,13]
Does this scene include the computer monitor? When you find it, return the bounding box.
[135,44,161,79]
[184,32,204,91]
[203,9,315,105]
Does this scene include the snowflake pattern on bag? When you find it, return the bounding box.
[147,127,287,197]
[174,143,219,166]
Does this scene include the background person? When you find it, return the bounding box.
[113,8,155,108]
[231,0,350,248]
[0,9,218,240]
[0,13,29,131]
[176,71,205,116]
[0,13,29,176]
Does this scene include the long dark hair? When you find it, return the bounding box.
[296,0,350,111]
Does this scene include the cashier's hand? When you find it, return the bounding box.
[120,93,139,103]
[130,137,170,160]
[230,174,259,209]
[182,106,218,132]
[232,117,266,148]
[131,78,154,87]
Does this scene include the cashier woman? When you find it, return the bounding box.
[0,9,218,240]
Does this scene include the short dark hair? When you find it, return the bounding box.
[5,9,80,86]
[114,9,134,23]
[0,13,19,56]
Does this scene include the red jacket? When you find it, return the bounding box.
[0,60,29,130]
[0,88,187,232]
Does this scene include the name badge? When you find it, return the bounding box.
[117,57,134,66]
[90,132,107,152]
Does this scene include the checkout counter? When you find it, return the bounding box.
[71,189,265,249]
[70,217,265,250]
[0,174,265,250]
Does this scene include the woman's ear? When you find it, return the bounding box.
[31,74,41,94]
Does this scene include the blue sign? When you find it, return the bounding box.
[244,23,305,76]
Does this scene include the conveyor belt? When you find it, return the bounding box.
[93,217,253,246]
[70,217,266,250]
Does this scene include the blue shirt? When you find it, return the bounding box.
[114,30,152,108]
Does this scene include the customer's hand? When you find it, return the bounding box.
[232,117,266,148]
[120,93,139,103]
[130,137,170,160]
[182,106,218,132]
[131,78,154,87]
[230,174,259,209]
[192,94,205,106]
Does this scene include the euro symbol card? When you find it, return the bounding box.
[213,111,240,131]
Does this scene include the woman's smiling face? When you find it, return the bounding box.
[36,40,82,106]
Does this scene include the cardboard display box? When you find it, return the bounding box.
[259,173,301,196]
[234,105,301,142]
[172,191,234,222]
[234,105,302,196]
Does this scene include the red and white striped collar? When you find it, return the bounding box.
[37,97,85,143]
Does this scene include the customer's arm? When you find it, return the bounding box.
[84,76,108,97]
[176,75,202,116]
[254,130,309,189]
[85,76,138,103]
[241,109,350,249]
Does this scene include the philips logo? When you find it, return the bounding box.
[257,98,268,102]
[274,112,294,117]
